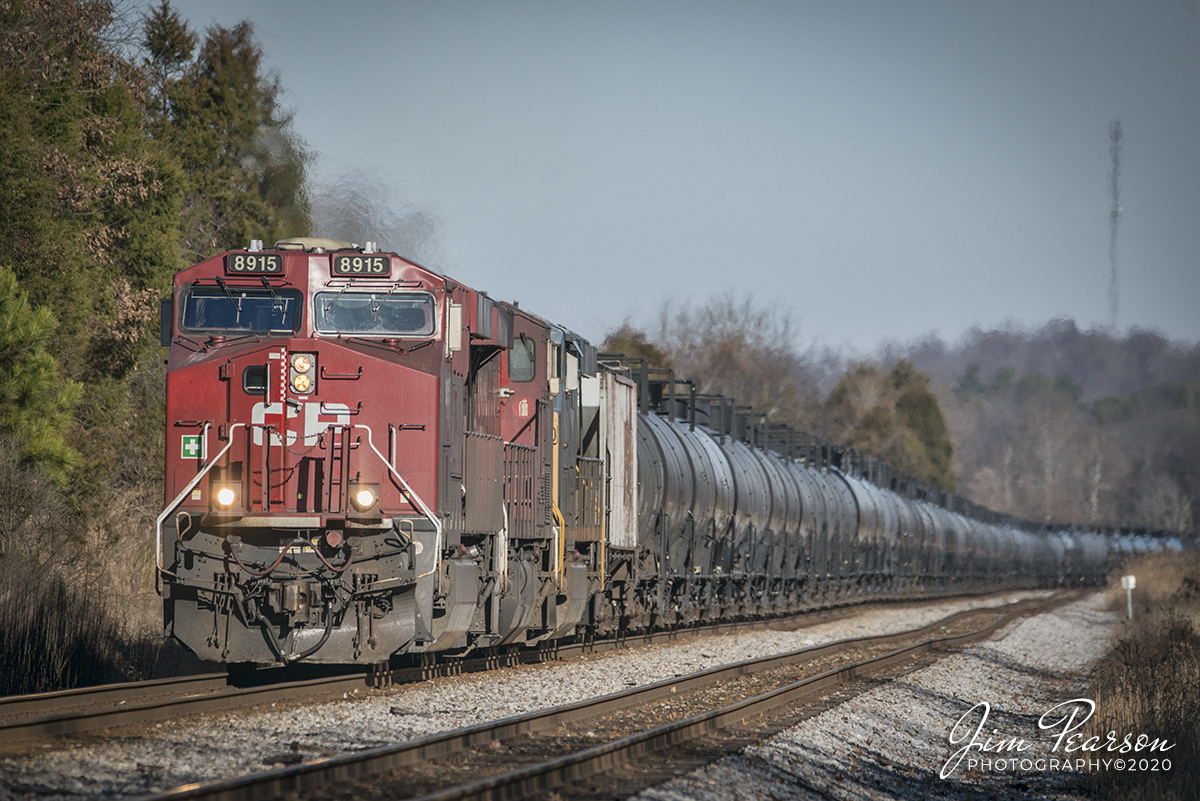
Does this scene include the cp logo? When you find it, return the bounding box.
[250,401,351,445]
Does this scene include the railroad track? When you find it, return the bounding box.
[0,669,367,745]
[0,614,812,745]
[142,592,1077,801]
[1,590,1035,745]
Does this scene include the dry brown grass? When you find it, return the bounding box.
[0,440,163,696]
[0,556,162,695]
[1086,549,1200,800]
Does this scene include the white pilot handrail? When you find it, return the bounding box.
[354,424,443,579]
[156,423,244,577]
[155,423,442,581]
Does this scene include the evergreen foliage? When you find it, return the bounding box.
[0,0,182,379]
[0,0,313,506]
[0,3,315,689]
[142,0,196,127]
[149,12,312,258]
[0,267,82,483]
[819,360,956,491]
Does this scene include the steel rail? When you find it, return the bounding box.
[0,617,777,743]
[3,589,1042,744]
[0,673,228,721]
[0,671,369,744]
[142,593,1074,801]
[418,598,1064,801]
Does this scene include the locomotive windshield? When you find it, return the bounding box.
[314,291,436,336]
[181,287,301,333]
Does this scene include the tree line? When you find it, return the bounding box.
[902,322,1200,533]
[608,304,1198,536]
[0,0,309,501]
[603,294,959,493]
[0,0,313,672]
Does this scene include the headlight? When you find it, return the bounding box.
[214,486,238,509]
[349,483,379,512]
[353,487,377,511]
[289,353,315,394]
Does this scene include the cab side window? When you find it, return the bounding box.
[509,335,536,382]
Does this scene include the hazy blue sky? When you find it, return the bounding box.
[166,0,1199,354]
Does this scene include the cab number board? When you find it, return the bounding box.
[225,253,283,274]
[333,254,389,276]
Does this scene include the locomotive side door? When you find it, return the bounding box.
[499,313,551,538]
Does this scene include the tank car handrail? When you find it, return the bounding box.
[354,424,443,579]
[155,422,244,580]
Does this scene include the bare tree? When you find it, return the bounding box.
[650,293,822,431]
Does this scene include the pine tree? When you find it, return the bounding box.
[819,360,956,491]
[0,0,182,379]
[891,360,956,490]
[0,267,82,484]
[161,19,311,258]
[142,0,197,133]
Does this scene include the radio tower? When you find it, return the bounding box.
[1108,119,1122,331]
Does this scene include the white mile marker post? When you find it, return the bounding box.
[1121,575,1136,620]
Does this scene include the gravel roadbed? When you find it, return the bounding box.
[0,591,1052,800]
[298,606,1025,800]
[635,591,1115,801]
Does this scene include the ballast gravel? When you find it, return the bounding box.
[0,591,1056,800]
[635,592,1116,801]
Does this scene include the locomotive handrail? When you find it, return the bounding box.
[322,401,362,415]
[354,424,442,579]
[155,423,245,581]
[319,365,363,379]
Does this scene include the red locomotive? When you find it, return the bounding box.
[158,238,635,665]
[158,238,1112,667]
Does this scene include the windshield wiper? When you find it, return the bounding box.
[260,277,285,312]
[214,277,243,323]
[322,279,355,317]
[369,283,402,322]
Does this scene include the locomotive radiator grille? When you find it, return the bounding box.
[539,469,553,526]
[575,456,604,540]
[504,442,537,539]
